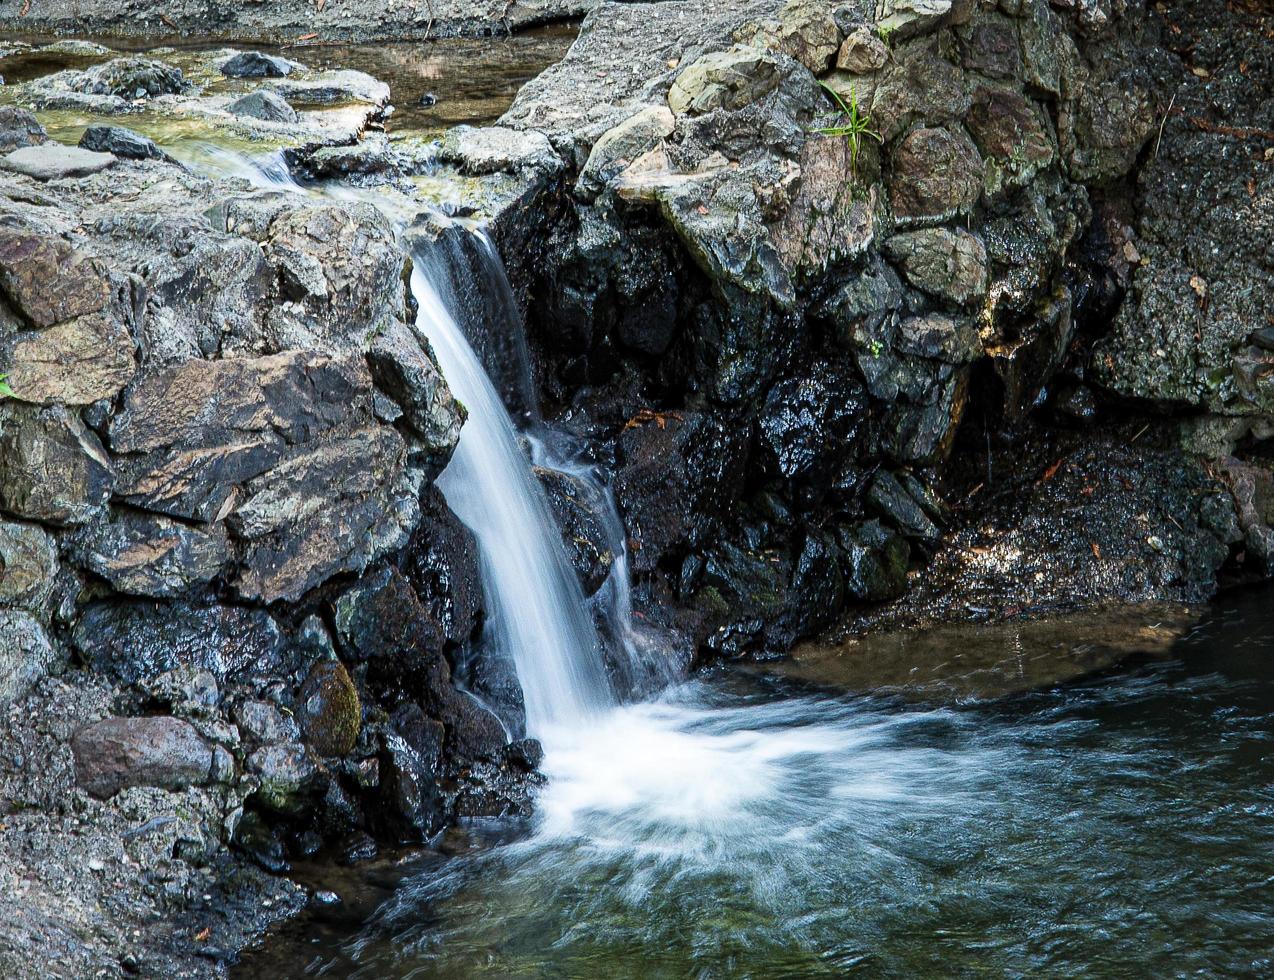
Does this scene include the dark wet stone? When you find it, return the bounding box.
[535,466,614,596]
[297,661,361,758]
[866,470,942,545]
[78,125,175,163]
[234,810,290,873]
[72,57,188,98]
[71,716,220,799]
[221,51,293,78]
[73,509,230,598]
[249,742,323,816]
[234,700,300,745]
[758,359,868,482]
[403,486,484,650]
[377,702,446,840]
[838,520,911,602]
[73,600,283,686]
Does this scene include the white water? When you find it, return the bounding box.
[408,256,615,737]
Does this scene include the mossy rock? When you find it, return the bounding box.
[298,660,361,757]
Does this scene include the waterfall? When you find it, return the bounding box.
[408,251,615,738]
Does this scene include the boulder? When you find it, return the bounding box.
[227,90,298,124]
[248,742,322,815]
[70,57,188,98]
[377,703,446,839]
[576,106,675,200]
[0,306,136,405]
[75,510,230,598]
[0,230,112,328]
[889,126,983,224]
[837,26,889,73]
[884,227,988,305]
[0,519,58,610]
[73,600,283,686]
[0,610,57,705]
[78,125,175,163]
[839,520,911,602]
[71,716,223,799]
[0,404,113,527]
[297,661,361,758]
[436,125,561,176]
[269,69,389,107]
[0,107,47,152]
[759,359,869,482]
[736,0,842,73]
[403,487,484,649]
[221,51,293,78]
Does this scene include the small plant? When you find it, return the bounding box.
[814,81,882,178]
[0,373,14,399]
[876,22,897,47]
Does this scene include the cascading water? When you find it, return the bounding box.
[407,249,614,737]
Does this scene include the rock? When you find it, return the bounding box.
[299,137,395,179]
[78,125,174,163]
[403,487,484,650]
[297,661,361,758]
[73,601,283,686]
[837,26,889,73]
[957,18,1023,80]
[75,510,230,598]
[668,46,784,116]
[0,610,57,705]
[884,227,988,304]
[140,665,221,717]
[0,404,113,527]
[865,35,970,142]
[248,742,321,815]
[839,520,911,602]
[235,700,301,744]
[0,306,136,405]
[70,57,188,98]
[270,69,389,106]
[615,411,749,573]
[965,88,1055,190]
[867,470,942,544]
[0,107,47,152]
[877,0,961,40]
[436,125,561,176]
[736,0,842,73]
[889,126,983,224]
[377,703,446,839]
[366,319,464,469]
[759,359,868,482]
[71,716,220,799]
[0,229,111,328]
[0,519,58,610]
[1216,459,1274,575]
[0,144,115,181]
[535,466,614,596]
[220,51,293,78]
[227,90,298,124]
[576,105,675,200]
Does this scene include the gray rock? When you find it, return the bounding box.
[248,742,321,815]
[367,319,465,469]
[0,107,47,152]
[227,90,298,124]
[0,610,57,705]
[839,520,911,602]
[235,700,301,744]
[221,51,294,78]
[837,26,889,73]
[535,466,615,596]
[867,470,942,544]
[71,715,220,799]
[76,510,230,598]
[70,57,187,98]
[668,46,785,116]
[0,404,113,527]
[78,125,174,163]
[0,520,58,611]
[884,228,988,305]
[269,69,389,106]
[0,144,115,181]
[437,125,562,176]
[576,105,675,199]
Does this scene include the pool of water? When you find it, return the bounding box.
[238,588,1274,978]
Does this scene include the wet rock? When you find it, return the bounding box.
[0,404,113,527]
[1,306,136,405]
[227,90,298,124]
[221,51,293,78]
[0,143,115,181]
[965,88,1054,191]
[884,228,987,305]
[78,125,175,163]
[0,107,47,151]
[956,16,1022,79]
[248,742,321,816]
[377,703,446,839]
[0,230,111,328]
[71,716,220,799]
[1216,459,1274,575]
[403,487,484,649]
[867,470,941,545]
[615,411,748,573]
[535,466,614,596]
[839,520,911,602]
[0,610,57,705]
[296,661,361,758]
[865,35,969,141]
[299,136,396,179]
[837,26,889,73]
[234,701,301,745]
[366,318,465,469]
[73,601,283,686]
[140,666,220,718]
[70,57,188,98]
[759,359,868,482]
[0,519,58,610]
[888,126,982,224]
[74,510,230,598]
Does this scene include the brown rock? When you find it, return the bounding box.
[71,715,220,799]
[297,661,361,757]
[1,307,135,405]
[889,126,983,223]
[0,231,111,328]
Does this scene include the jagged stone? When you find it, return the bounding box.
[0,107,47,152]
[0,230,112,328]
[366,318,465,469]
[0,519,58,611]
[221,51,294,78]
[889,126,983,224]
[70,57,188,98]
[884,227,988,305]
[78,125,175,163]
[0,610,57,705]
[0,306,136,405]
[0,403,113,527]
[75,509,230,598]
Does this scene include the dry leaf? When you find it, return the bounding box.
[1189,275,1208,299]
[1040,459,1063,483]
[195,927,211,942]
[298,32,319,41]
[1090,542,1102,560]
